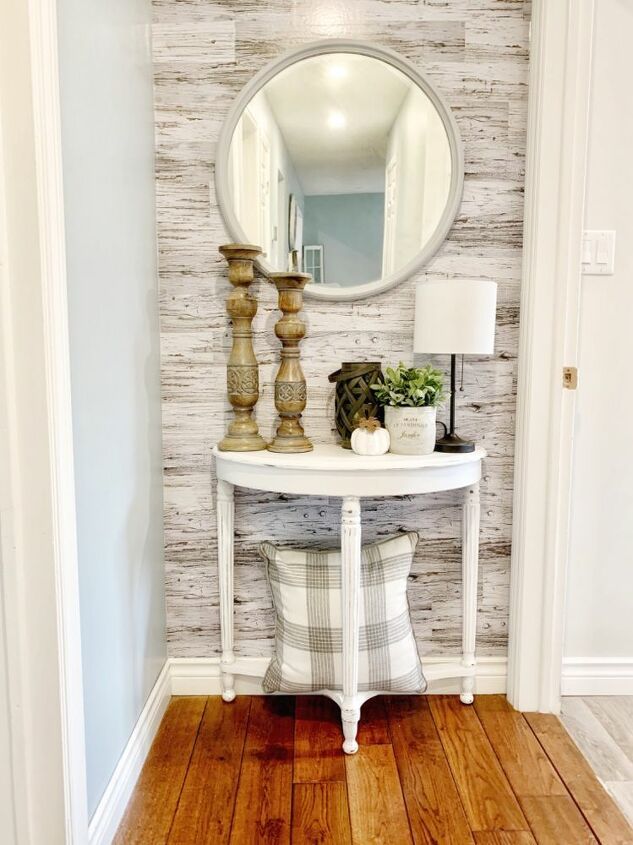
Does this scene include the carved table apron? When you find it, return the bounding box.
[213,444,485,753]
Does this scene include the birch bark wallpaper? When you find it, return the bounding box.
[152,0,530,659]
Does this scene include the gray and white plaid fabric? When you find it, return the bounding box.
[260,531,426,694]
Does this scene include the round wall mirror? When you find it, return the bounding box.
[216,41,464,301]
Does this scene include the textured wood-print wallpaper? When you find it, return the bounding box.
[153,0,530,658]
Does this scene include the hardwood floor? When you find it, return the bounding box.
[114,695,633,845]
[562,697,633,833]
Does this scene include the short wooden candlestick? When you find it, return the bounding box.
[218,244,267,452]
[268,272,313,453]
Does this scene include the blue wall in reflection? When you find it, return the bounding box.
[303,192,384,286]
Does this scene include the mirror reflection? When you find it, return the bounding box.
[227,52,453,291]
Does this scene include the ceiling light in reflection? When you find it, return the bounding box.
[327,110,346,130]
[327,64,348,80]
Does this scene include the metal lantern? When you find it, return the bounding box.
[328,362,384,449]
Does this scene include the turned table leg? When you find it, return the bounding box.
[461,483,480,704]
[217,478,236,702]
[341,496,362,754]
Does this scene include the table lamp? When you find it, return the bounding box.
[414,280,497,453]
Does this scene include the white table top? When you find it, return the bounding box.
[213,443,486,471]
[213,444,485,497]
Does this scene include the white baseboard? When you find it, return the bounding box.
[561,657,633,696]
[88,660,171,845]
[89,652,506,842]
[170,654,508,696]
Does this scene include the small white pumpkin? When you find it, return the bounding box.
[351,416,390,456]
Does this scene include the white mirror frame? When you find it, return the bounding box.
[216,39,465,302]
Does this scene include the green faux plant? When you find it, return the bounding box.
[371,362,445,408]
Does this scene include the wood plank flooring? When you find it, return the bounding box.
[115,695,633,845]
[561,697,633,835]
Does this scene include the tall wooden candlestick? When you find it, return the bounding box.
[218,244,267,452]
[268,272,313,453]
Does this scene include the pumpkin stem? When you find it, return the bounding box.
[354,405,382,432]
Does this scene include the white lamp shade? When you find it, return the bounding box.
[414,280,497,355]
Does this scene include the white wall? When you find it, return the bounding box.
[0,540,16,844]
[56,0,167,817]
[386,87,451,269]
[564,0,633,671]
[0,89,18,845]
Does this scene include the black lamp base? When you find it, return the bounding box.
[435,432,475,454]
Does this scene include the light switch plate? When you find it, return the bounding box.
[581,229,616,275]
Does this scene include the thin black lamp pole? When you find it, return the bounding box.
[435,353,475,453]
[449,353,456,437]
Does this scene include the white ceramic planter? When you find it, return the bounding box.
[384,406,437,455]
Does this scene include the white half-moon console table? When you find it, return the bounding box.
[213,444,485,754]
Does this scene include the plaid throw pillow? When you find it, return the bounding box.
[260,532,426,694]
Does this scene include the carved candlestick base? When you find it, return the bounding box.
[218,244,267,452]
[268,272,313,453]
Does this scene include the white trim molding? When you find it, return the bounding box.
[0,0,88,841]
[507,0,595,713]
[27,0,89,837]
[88,662,171,845]
[561,658,633,697]
[169,655,508,697]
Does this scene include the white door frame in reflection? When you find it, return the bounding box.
[215,39,464,301]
